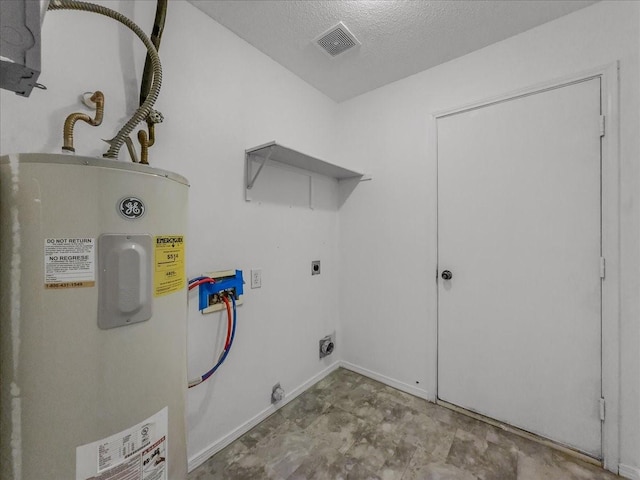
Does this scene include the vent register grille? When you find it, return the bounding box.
[315,22,360,57]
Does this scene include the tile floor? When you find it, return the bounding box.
[189,368,620,480]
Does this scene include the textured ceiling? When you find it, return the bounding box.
[188,0,598,102]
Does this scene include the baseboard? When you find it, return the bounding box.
[619,464,640,479]
[340,361,431,401]
[187,361,340,472]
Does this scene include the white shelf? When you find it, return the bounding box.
[245,141,367,188]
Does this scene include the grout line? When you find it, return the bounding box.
[343,362,610,472]
[436,399,602,467]
[190,361,617,478]
[398,445,419,480]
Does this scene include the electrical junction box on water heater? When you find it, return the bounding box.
[0,153,189,480]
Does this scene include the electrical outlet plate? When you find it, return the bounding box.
[251,269,262,289]
[200,269,244,314]
[312,260,321,275]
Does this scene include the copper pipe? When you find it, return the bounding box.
[137,129,149,165]
[62,91,104,153]
[135,115,160,164]
[49,2,162,159]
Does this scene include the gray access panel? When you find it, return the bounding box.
[1,0,43,96]
[98,234,152,329]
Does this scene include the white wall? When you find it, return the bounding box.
[0,0,342,467]
[336,0,639,473]
[2,0,639,475]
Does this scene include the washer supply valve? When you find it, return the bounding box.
[187,269,245,388]
[197,269,244,313]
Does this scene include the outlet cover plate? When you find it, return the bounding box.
[251,269,262,289]
[312,260,321,275]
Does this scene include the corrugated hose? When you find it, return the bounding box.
[48,0,162,160]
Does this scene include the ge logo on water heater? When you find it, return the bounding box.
[118,197,146,219]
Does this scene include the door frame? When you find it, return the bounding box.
[428,63,620,472]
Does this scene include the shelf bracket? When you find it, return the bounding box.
[244,141,370,206]
[246,146,274,190]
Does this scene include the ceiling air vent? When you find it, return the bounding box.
[314,22,360,58]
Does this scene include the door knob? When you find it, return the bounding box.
[441,270,453,280]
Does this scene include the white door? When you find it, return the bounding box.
[437,78,602,457]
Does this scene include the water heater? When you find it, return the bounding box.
[0,153,189,479]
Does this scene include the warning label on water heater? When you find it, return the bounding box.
[44,238,95,288]
[76,407,168,480]
[154,235,185,297]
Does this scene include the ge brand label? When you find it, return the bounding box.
[118,197,146,219]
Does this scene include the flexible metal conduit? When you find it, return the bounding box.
[48,0,162,160]
[140,0,166,107]
[136,0,167,165]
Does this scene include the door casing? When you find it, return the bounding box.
[427,63,620,473]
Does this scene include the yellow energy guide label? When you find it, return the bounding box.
[154,235,185,297]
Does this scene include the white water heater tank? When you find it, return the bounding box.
[0,153,189,479]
